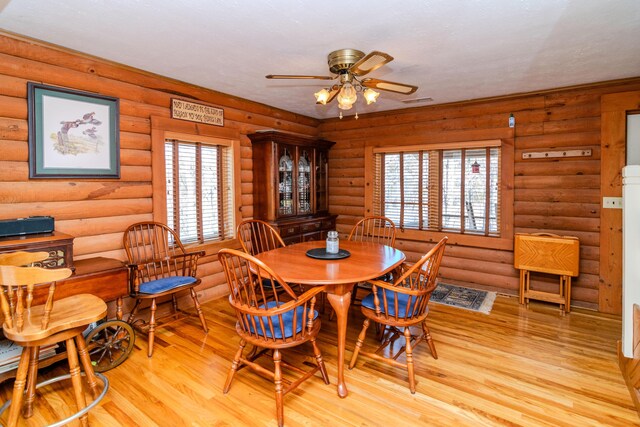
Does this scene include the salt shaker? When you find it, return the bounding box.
[326,230,339,254]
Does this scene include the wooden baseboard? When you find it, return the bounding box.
[618,340,640,418]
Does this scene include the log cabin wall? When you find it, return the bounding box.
[1,32,639,313]
[0,33,319,303]
[319,78,640,311]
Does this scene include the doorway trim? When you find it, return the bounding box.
[600,91,640,314]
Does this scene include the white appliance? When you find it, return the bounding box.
[622,165,640,357]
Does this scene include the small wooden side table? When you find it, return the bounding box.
[514,233,579,314]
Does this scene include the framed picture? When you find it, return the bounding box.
[28,82,120,178]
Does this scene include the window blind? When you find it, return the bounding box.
[165,139,235,244]
[373,143,500,236]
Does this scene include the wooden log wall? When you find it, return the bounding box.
[319,78,640,311]
[1,32,639,313]
[0,33,319,302]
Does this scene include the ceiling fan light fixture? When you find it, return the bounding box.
[314,88,330,105]
[363,88,380,105]
[266,49,418,118]
[337,83,357,110]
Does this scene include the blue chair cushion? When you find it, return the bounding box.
[139,276,197,294]
[247,301,318,339]
[361,288,427,318]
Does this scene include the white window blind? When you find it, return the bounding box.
[373,143,501,236]
[165,139,235,244]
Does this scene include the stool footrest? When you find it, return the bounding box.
[0,372,109,427]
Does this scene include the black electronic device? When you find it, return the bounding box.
[0,216,55,238]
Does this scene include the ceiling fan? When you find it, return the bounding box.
[266,49,418,114]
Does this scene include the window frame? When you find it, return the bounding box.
[151,117,241,254]
[364,139,514,250]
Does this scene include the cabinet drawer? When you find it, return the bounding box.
[279,225,300,237]
[302,232,323,242]
[300,222,322,233]
[320,219,335,230]
[283,235,302,245]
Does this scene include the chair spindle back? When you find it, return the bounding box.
[0,265,72,332]
[237,219,286,256]
[348,216,396,246]
[0,251,51,323]
[123,222,199,291]
[372,237,447,321]
[218,248,319,343]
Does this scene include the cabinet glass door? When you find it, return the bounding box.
[278,146,294,216]
[315,150,329,212]
[298,149,312,215]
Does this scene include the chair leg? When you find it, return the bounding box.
[422,321,438,359]
[351,284,360,304]
[148,298,157,358]
[376,324,386,341]
[66,338,89,427]
[404,328,416,394]
[172,294,178,314]
[310,337,330,384]
[76,335,100,399]
[317,292,326,315]
[223,339,247,393]
[349,318,370,369]
[7,348,31,427]
[273,349,284,427]
[190,287,208,333]
[128,299,141,325]
[22,346,39,419]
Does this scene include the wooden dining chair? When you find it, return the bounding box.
[348,215,397,246]
[123,221,208,357]
[218,248,330,427]
[237,218,307,296]
[348,216,397,304]
[0,256,109,427]
[349,237,447,393]
[237,219,286,256]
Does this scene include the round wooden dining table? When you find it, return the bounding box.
[254,239,406,398]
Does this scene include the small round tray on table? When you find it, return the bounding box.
[305,248,351,260]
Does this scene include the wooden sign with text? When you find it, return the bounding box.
[171,99,224,126]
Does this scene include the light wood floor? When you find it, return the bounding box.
[0,294,637,426]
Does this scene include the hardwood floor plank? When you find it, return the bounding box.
[0,295,637,426]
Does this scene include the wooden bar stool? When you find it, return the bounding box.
[0,252,109,427]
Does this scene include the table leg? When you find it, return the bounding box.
[519,269,525,305]
[326,287,352,399]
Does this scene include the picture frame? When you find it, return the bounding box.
[28,82,120,178]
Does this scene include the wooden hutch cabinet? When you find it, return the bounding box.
[248,131,336,244]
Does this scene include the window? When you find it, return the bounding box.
[164,138,235,244]
[369,139,508,242]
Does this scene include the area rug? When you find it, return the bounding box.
[430,283,496,314]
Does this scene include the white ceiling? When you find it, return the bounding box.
[0,0,639,120]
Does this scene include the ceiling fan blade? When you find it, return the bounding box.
[326,87,340,103]
[315,87,340,105]
[362,78,418,95]
[266,74,334,80]
[350,51,394,76]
